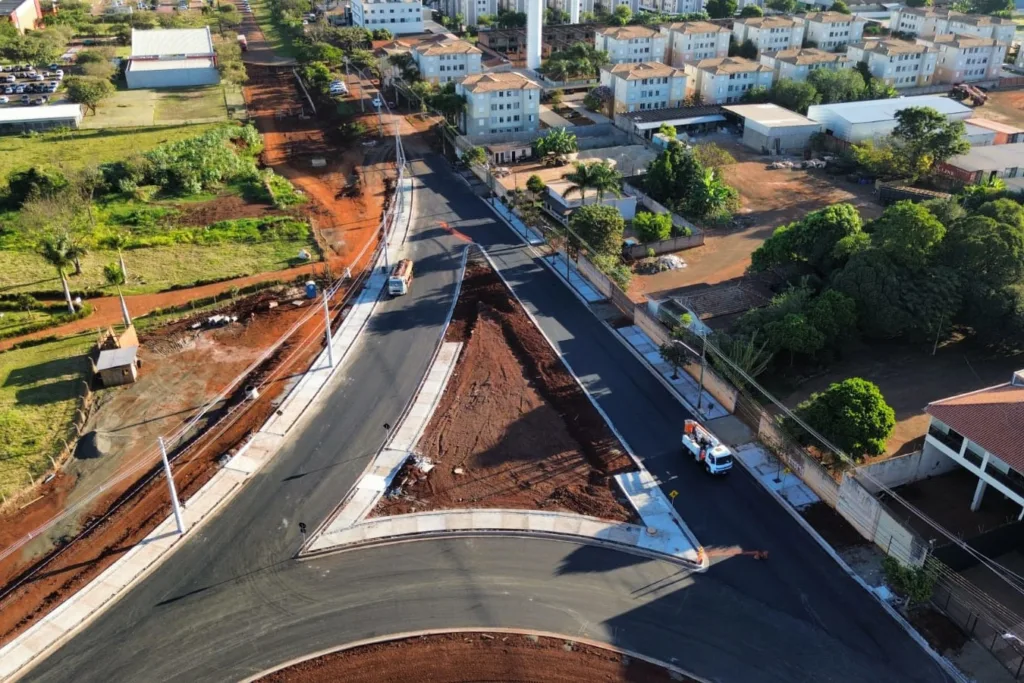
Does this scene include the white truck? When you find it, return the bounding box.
[388,259,413,296]
[682,420,733,475]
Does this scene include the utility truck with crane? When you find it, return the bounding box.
[682,420,733,475]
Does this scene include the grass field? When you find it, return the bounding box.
[248,0,300,59]
[0,123,229,184]
[0,241,316,296]
[79,87,228,130]
[0,334,94,499]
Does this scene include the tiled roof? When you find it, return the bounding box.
[415,38,482,55]
[899,7,1014,24]
[850,38,935,55]
[596,25,661,39]
[604,61,686,80]
[926,376,1024,473]
[662,21,730,34]
[458,72,541,92]
[770,48,849,66]
[690,56,772,75]
[804,11,865,23]
[736,16,802,28]
[931,34,1000,49]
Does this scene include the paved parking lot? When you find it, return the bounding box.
[0,64,64,106]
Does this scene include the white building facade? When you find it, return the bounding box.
[455,72,542,137]
[759,48,849,82]
[928,35,1006,84]
[594,26,668,64]
[600,61,687,113]
[660,21,731,67]
[803,11,866,51]
[846,38,937,88]
[684,57,774,105]
[890,7,1016,43]
[732,16,806,56]
[412,38,482,84]
[350,0,424,34]
[126,28,219,89]
[639,0,704,14]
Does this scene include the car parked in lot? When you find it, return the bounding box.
[14,85,24,93]
[0,96,8,104]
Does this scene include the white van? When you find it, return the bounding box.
[388,259,413,296]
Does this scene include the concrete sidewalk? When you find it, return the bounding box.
[487,198,545,246]
[543,253,604,304]
[0,175,417,683]
[733,442,819,510]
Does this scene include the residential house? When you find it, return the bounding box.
[660,21,731,68]
[759,48,850,82]
[890,7,1016,44]
[412,38,482,84]
[732,16,805,56]
[683,57,774,105]
[455,71,542,137]
[351,0,424,34]
[803,11,867,51]
[926,34,1005,84]
[923,371,1024,516]
[806,95,972,143]
[934,143,1024,186]
[846,38,937,88]
[600,61,687,113]
[1,0,40,34]
[594,25,668,64]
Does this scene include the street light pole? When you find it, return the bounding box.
[158,436,185,535]
[696,332,707,416]
[322,293,334,368]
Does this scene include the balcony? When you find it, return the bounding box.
[927,424,964,454]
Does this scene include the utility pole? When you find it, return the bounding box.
[158,437,185,535]
[322,293,334,368]
[696,333,707,416]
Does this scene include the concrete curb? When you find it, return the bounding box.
[240,627,712,683]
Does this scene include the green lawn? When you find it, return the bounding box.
[0,308,80,340]
[154,87,229,123]
[248,0,300,59]
[0,241,316,296]
[79,87,229,130]
[0,123,229,184]
[0,334,94,499]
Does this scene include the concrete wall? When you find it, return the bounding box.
[623,232,704,259]
[855,448,959,495]
[126,65,220,89]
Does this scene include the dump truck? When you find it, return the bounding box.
[237,34,248,51]
[388,259,413,296]
[682,420,733,475]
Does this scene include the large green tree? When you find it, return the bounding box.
[942,214,1024,288]
[751,203,864,275]
[769,79,820,115]
[808,68,865,105]
[869,200,946,266]
[794,378,896,458]
[64,77,114,115]
[704,0,737,18]
[568,204,625,256]
[892,106,970,178]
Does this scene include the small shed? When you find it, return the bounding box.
[95,346,139,387]
[723,103,822,155]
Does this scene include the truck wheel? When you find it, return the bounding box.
[704,462,711,474]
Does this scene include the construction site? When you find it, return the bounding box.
[0,62,397,646]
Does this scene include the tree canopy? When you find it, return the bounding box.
[751,203,864,275]
[704,0,737,18]
[568,204,625,257]
[794,378,896,458]
[892,106,970,177]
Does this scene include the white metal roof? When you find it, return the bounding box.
[131,28,214,58]
[807,95,971,125]
[95,346,139,371]
[0,104,84,123]
[723,103,819,128]
[128,58,215,71]
[946,143,1024,172]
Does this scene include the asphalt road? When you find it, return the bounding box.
[24,156,950,683]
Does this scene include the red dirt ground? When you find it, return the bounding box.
[258,633,690,683]
[374,263,636,522]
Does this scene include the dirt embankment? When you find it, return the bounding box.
[374,263,636,522]
[257,632,690,683]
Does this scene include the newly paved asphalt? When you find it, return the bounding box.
[24,156,950,683]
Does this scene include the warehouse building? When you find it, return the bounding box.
[806,95,972,144]
[723,103,822,155]
[0,104,84,133]
[126,28,220,89]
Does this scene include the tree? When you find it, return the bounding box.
[372,28,393,39]
[526,174,546,196]
[882,557,935,607]
[658,122,677,139]
[741,85,770,103]
[533,128,577,161]
[562,161,621,204]
[770,79,820,114]
[794,378,896,458]
[548,88,564,108]
[38,233,77,314]
[751,203,864,274]
[737,38,758,60]
[633,211,672,243]
[462,146,486,167]
[806,289,858,345]
[976,197,1024,229]
[64,77,114,115]
[739,4,763,15]
[808,68,865,104]
[893,106,969,177]
[704,0,737,18]
[831,0,851,12]
[568,204,625,256]
[660,341,689,379]
[612,4,632,24]
[905,0,932,6]
[689,167,736,220]
[766,0,797,11]
[942,215,1024,288]
[766,313,826,362]
[869,200,946,266]
[302,41,343,64]
[692,142,735,169]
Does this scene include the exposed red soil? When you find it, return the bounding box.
[258,632,690,683]
[176,194,287,225]
[374,263,636,522]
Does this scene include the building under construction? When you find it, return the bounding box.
[478,24,594,67]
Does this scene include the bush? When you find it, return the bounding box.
[633,212,672,243]
[144,125,260,195]
[882,557,935,607]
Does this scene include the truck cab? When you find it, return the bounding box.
[388,259,413,296]
[682,419,733,475]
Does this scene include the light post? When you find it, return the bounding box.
[322,292,334,368]
[157,436,185,535]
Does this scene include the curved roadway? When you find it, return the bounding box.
[25,156,949,683]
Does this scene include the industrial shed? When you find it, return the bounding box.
[125,28,220,89]
[723,103,822,155]
[0,104,84,133]
[806,95,972,144]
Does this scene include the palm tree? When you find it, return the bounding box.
[38,233,76,314]
[66,232,88,276]
[589,162,623,202]
[103,262,132,327]
[105,232,130,281]
[561,161,603,205]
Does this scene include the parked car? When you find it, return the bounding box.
[14,85,24,93]
[20,94,29,103]
[48,63,60,71]
[0,96,8,104]
[3,86,12,94]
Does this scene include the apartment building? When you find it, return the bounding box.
[732,16,805,56]
[594,25,668,64]
[803,11,866,51]
[599,61,687,113]
[455,72,542,137]
[453,0,498,28]
[927,34,1006,84]
[660,21,731,67]
[890,7,1016,44]
[684,56,774,104]
[639,0,704,15]
[412,38,483,84]
[846,38,937,88]
[759,48,850,82]
[351,0,424,34]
